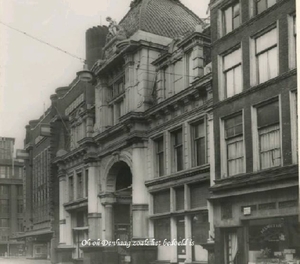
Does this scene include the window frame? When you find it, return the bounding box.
[170,127,184,172]
[252,97,282,171]
[222,1,241,35]
[288,13,297,69]
[191,119,207,167]
[218,45,243,100]
[290,90,298,164]
[254,0,277,16]
[250,24,279,86]
[221,111,245,178]
[154,135,165,177]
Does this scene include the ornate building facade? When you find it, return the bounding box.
[54,0,213,263]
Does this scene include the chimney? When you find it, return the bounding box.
[86,26,108,69]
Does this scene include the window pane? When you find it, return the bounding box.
[267,0,276,8]
[224,49,241,71]
[234,65,242,94]
[175,187,184,211]
[227,137,244,176]
[196,137,206,166]
[257,52,269,84]
[257,0,267,14]
[226,70,234,98]
[259,124,281,169]
[190,183,210,209]
[224,7,233,34]
[192,213,209,245]
[153,190,170,214]
[176,145,183,171]
[154,218,170,241]
[268,47,278,79]
[256,28,277,54]
[257,101,279,128]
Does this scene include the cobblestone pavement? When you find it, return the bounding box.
[0,258,51,264]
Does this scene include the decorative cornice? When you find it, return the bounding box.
[145,164,210,188]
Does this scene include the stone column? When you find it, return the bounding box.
[100,194,116,241]
[87,162,102,240]
[124,53,135,112]
[131,143,149,239]
[58,169,67,244]
[193,45,204,78]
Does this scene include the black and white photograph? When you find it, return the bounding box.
[0,0,299,263]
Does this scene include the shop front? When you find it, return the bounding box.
[246,216,300,264]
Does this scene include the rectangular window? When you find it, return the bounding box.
[290,92,298,163]
[17,218,23,232]
[153,190,170,214]
[223,48,242,98]
[0,200,9,214]
[17,186,23,196]
[189,183,210,209]
[289,14,297,69]
[155,136,164,177]
[192,120,206,167]
[69,176,74,201]
[0,185,8,195]
[223,2,240,35]
[17,200,23,214]
[77,172,83,199]
[186,51,194,84]
[255,27,278,84]
[175,186,184,211]
[154,218,170,241]
[85,169,89,198]
[0,166,6,178]
[224,114,244,176]
[171,128,183,172]
[173,59,184,94]
[256,0,276,15]
[256,100,281,169]
[0,218,9,227]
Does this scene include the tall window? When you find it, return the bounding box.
[0,167,6,178]
[186,51,194,84]
[155,136,164,177]
[0,200,9,214]
[289,14,297,69]
[223,48,242,98]
[223,2,240,35]
[77,171,83,199]
[290,92,298,163]
[0,185,8,195]
[85,169,89,198]
[171,128,183,172]
[173,59,184,94]
[255,0,276,15]
[153,190,170,214]
[224,114,244,176]
[256,100,281,170]
[192,121,206,167]
[17,218,23,232]
[255,27,278,84]
[69,175,74,201]
[17,200,23,214]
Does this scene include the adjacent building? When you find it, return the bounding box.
[209,0,298,263]
[0,137,24,256]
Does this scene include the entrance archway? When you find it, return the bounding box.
[106,161,132,241]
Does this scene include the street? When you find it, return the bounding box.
[0,258,51,264]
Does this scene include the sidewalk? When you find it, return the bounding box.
[0,257,51,263]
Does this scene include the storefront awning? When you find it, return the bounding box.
[72,226,89,231]
[14,229,53,239]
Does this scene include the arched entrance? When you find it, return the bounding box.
[107,161,132,241]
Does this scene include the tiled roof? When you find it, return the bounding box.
[119,0,203,39]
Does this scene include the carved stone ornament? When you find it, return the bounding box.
[106,17,127,40]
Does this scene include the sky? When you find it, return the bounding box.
[0,0,210,152]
